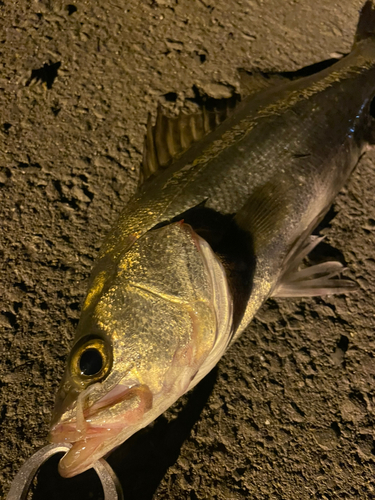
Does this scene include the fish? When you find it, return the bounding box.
[50,1,375,478]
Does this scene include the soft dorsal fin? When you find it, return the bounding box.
[237,69,290,97]
[238,56,344,98]
[140,97,238,185]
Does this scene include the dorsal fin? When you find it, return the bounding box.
[140,96,238,185]
[238,56,344,98]
[237,69,290,97]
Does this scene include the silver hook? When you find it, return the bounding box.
[6,443,124,500]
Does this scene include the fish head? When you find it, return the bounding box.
[49,221,232,477]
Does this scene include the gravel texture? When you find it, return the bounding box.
[1,0,375,498]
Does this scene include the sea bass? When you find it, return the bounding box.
[50,1,375,477]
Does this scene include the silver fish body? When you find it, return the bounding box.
[50,1,375,478]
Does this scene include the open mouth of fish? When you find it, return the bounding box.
[49,382,153,477]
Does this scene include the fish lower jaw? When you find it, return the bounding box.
[57,435,110,478]
[49,424,123,478]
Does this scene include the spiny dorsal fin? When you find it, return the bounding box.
[140,96,238,185]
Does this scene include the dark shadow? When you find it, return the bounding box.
[307,240,347,267]
[279,57,345,80]
[26,62,61,89]
[30,368,218,500]
[2,122,12,133]
[162,91,178,103]
[305,204,348,265]
[31,454,105,500]
[66,4,77,15]
[188,84,240,111]
[313,205,338,234]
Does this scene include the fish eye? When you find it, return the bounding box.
[79,348,103,376]
[70,336,112,383]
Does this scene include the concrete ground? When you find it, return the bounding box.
[1,0,375,498]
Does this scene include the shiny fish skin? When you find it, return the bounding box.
[50,1,375,478]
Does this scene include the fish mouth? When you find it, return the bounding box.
[49,383,153,477]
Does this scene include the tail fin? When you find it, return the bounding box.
[355,1,375,45]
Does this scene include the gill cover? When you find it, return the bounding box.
[50,222,233,477]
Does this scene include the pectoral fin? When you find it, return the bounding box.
[272,235,357,298]
[234,180,292,252]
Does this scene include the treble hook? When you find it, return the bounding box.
[6,443,124,500]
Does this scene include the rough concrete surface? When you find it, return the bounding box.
[1,0,375,498]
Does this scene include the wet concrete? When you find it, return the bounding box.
[1,0,375,498]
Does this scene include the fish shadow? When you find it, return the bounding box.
[30,368,218,500]
[310,205,348,265]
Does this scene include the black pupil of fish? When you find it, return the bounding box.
[79,348,103,376]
